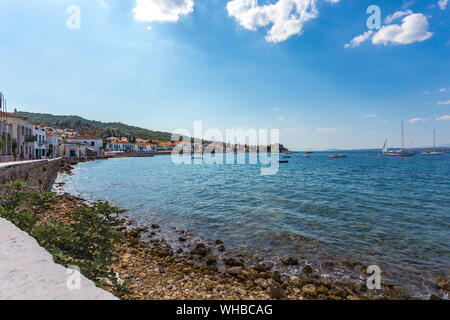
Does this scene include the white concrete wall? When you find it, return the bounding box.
[0,218,118,300]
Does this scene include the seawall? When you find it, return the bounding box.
[0,158,62,192]
[0,218,118,300]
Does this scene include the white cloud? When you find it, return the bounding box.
[346,12,433,48]
[422,90,430,94]
[438,0,448,10]
[315,127,337,133]
[408,117,427,123]
[365,131,376,135]
[436,115,450,120]
[276,116,285,120]
[344,30,373,48]
[438,100,450,105]
[372,13,433,45]
[93,0,109,9]
[362,113,377,118]
[133,0,194,23]
[285,128,308,132]
[385,10,412,24]
[226,0,340,43]
[438,88,448,92]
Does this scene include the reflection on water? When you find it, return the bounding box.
[56,151,450,296]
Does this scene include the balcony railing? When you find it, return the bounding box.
[24,135,37,142]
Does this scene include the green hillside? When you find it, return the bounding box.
[16,111,174,142]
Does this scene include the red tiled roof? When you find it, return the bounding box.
[0,112,28,120]
[67,135,101,140]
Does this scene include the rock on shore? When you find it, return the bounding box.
[47,191,436,300]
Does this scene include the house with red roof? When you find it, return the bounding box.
[66,135,104,155]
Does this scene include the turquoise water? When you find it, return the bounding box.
[59,151,449,296]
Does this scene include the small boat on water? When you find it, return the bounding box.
[306,148,313,154]
[303,154,310,158]
[422,150,444,155]
[421,130,444,155]
[278,160,289,163]
[382,121,416,157]
[329,154,347,158]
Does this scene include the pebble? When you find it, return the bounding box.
[269,282,287,300]
[254,278,268,289]
[302,265,313,274]
[281,256,299,266]
[302,284,317,297]
[48,195,416,301]
[227,267,243,276]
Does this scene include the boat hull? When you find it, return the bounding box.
[421,152,444,155]
[382,152,415,157]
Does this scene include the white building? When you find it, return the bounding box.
[3,111,35,160]
[66,135,104,155]
[34,126,48,159]
[134,143,157,153]
[59,143,87,158]
[155,142,175,152]
[106,141,121,152]
[106,141,135,153]
[46,132,61,158]
[121,142,135,153]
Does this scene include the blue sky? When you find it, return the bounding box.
[0,0,449,150]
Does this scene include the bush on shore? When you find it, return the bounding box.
[0,181,128,296]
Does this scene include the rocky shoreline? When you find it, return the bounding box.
[51,159,449,300]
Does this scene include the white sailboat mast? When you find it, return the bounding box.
[401,121,404,151]
[434,130,436,152]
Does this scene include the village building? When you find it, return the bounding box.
[156,141,176,152]
[59,143,87,158]
[106,140,135,153]
[46,132,61,158]
[33,126,48,159]
[119,141,135,153]
[1,111,35,160]
[42,126,55,133]
[0,118,13,161]
[134,143,157,153]
[66,135,104,155]
[106,141,122,152]
[58,129,79,138]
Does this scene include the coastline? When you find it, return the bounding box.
[52,157,449,300]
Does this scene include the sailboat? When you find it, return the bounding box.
[306,148,313,154]
[421,130,444,155]
[382,121,416,157]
